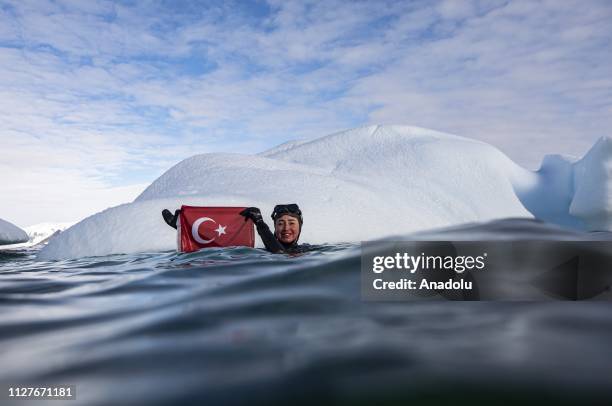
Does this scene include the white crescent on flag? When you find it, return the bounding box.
[191,217,216,244]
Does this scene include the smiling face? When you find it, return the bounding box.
[274,214,300,244]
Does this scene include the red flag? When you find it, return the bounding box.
[178,206,255,253]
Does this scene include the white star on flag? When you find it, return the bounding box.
[215,224,227,236]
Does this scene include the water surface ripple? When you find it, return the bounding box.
[1,219,611,405]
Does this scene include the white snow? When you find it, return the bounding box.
[0,218,28,245]
[2,222,75,249]
[37,125,612,260]
[570,137,612,230]
[0,222,73,249]
[24,222,75,245]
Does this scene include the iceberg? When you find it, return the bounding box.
[1,222,75,249]
[38,125,611,260]
[570,137,612,230]
[24,222,75,246]
[0,218,28,245]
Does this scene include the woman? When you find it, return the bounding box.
[240,204,308,253]
[162,203,308,253]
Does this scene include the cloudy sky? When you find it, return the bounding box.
[1,0,611,227]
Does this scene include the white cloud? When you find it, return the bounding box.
[0,0,611,226]
[0,163,147,227]
[437,0,477,20]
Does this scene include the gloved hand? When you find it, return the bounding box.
[240,207,263,223]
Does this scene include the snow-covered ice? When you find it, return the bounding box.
[0,218,28,245]
[38,125,612,260]
[1,222,74,249]
[570,137,612,230]
[24,222,75,245]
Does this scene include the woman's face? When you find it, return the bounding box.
[274,214,300,244]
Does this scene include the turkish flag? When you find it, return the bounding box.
[177,206,255,253]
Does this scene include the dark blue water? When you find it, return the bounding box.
[1,219,612,405]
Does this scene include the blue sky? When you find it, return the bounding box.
[1,0,611,226]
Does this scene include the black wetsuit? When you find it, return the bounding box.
[254,220,310,254]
